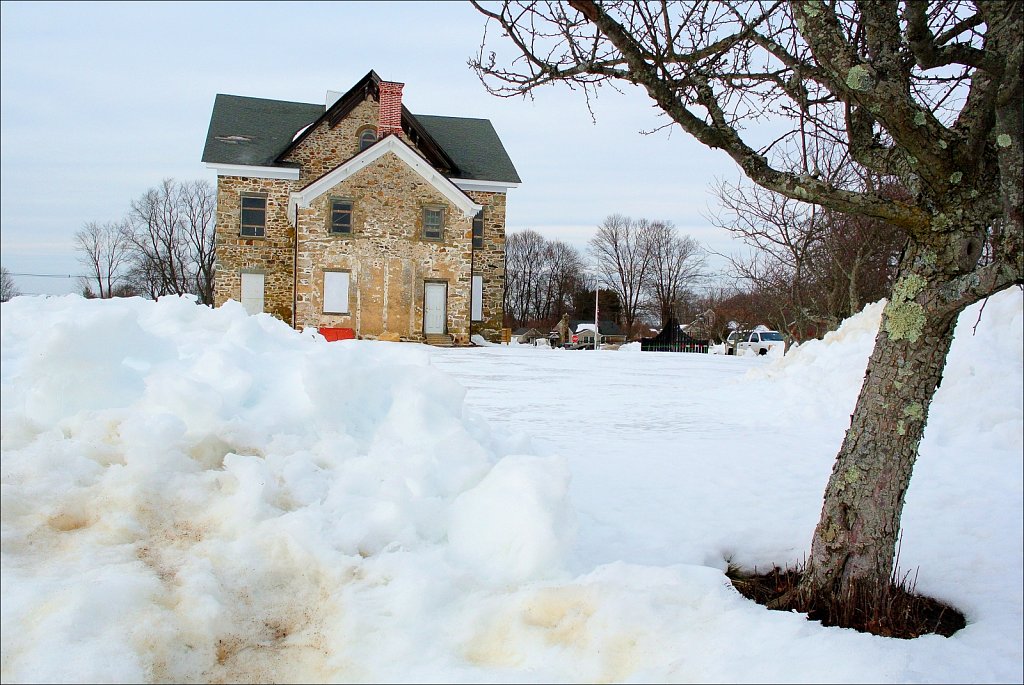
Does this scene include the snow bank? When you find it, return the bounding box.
[2,288,1020,683]
[0,295,571,682]
[470,333,495,347]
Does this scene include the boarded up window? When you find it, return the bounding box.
[240,272,264,315]
[471,275,483,321]
[323,271,350,314]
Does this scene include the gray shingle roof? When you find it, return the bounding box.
[413,115,521,184]
[202,95,520,183]
[202,95,323,167]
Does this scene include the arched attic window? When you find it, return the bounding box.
[358,126,377,152]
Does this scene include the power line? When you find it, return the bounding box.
[7,272,84,279]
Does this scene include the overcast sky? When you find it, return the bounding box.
[1,1,747,296]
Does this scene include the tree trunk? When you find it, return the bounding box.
[799,243,961,597]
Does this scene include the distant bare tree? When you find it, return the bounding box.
[589,214,655,334]
[178,179,217,304]
[537,238,588,322]
[644,220,706,327]
[504,230,587,327]
[712,144,905,340]
[124,178,216,303]
[504,229,548,326]
[75,220,133,299]
[0,266,20,302]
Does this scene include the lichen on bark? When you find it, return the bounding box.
[884,274,928,342]
[846,65,875,92]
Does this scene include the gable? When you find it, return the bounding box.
[288,135,482,225]
[274,70,458,175]
[278,97,383,181]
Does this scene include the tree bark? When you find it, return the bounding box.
[800,240,961,596]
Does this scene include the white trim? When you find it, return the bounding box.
[450,178,521,193]
[288,136,483,225]
[205,163,300,180]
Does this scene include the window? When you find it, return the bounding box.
[240,272,264,315]
[330,199,353,235]
[323,271,350,314]
[358,128,377,152]
[471,275,483,321]
[240,194,266,237]
[422,206,444,241]
[472,209,484,248]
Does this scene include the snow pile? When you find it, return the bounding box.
[1,288,1021,683]
[1,295,571,682]
[749,299,884,381]
[618,341,641,352]
[470,333,496,347]
[741,299,885,424]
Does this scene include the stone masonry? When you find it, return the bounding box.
[212,87,508,344]
[293,151,475,343]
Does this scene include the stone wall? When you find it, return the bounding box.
[213,176,297,323]
[467,190,506,341]
[293,151,476,343]
[213,91,510,345]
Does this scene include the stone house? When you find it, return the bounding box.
[201,70,520,345]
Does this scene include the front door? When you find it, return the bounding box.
[423,282,447,334]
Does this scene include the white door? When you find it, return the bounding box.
[240,272,264,315]
[424,282,447,334]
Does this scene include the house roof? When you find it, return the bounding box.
[201,94,322,167]
[202,72,520,183]
[414,115,521,184]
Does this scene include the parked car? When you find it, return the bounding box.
[723,329,786,356]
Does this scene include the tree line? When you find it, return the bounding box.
[505,217,706,337]
[75,178,215,303]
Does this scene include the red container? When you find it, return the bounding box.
[318,327,356,342]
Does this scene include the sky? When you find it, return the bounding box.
[0,1,748,296]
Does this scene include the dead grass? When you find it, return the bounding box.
[726,563,966,639]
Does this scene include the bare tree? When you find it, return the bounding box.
[590,214,655,334]
[711,142,905,340]
[0,266,20,302]
[644,220,706,327]
[505,229,587,327]
[504,229,548,326]
[124,178,216,304]
[178,179,217,304]
[74,220,133,298]
[471,0,1023,614]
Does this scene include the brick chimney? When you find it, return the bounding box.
[377,81,404,139]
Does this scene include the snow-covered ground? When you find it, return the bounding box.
[1,288,1021,683]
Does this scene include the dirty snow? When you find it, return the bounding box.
[1,287,1021,683]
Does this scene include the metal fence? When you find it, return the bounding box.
[640,341,710,354]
